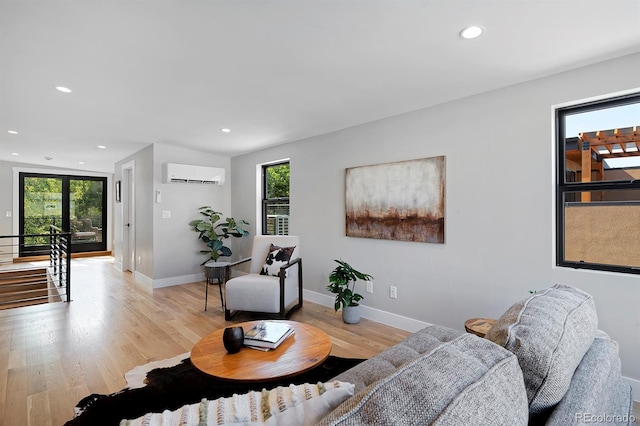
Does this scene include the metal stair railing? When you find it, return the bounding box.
[0,226,71,309]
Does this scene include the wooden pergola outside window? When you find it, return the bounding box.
[566,126,640,201]
[557,92,640,274]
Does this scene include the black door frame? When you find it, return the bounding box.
[19,172,108,255]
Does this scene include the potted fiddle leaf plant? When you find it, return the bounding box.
[189,206,249,264]
[327,259,373,324]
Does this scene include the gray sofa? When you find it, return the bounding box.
[321,284,634,425]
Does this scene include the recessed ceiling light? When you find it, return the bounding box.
[44,156,53,160]
[55,86,72,93]
[11,152,19,156]
[78,161,85,165]
[460,26,484,39]
[97,145,107,149]
[7,130,18,134]
[221,128,231,133]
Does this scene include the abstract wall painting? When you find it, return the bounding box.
[345,156,445,243]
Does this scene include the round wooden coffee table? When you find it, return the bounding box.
[191,320,332,382]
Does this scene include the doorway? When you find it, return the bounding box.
[19,172,107,256]
[120,162,135,273]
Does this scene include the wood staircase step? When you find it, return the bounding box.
[0,268,55,309]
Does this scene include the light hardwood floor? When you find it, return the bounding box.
[1,257,638,425]
[0,257,411,425]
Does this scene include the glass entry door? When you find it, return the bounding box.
[19,173,107,256]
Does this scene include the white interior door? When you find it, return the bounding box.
[121,163,135,272]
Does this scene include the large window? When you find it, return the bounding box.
[262,161,290,235]
[20,172,107,255]
[556,93,640,274]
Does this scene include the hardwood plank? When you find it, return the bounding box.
[27,390,52,426]
[0,256,412,423]
[5,389,28,426]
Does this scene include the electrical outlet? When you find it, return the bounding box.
[366,281,373,294]
[390,285,397,299]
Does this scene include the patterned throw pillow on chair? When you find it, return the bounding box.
[261,244,296,277]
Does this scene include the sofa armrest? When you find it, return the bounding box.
[544,331,634,426]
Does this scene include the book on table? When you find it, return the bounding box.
[243,321,294,349]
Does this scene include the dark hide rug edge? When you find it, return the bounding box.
[65,355,364,426]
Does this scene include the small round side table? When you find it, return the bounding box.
[204,261,230,312]
[464,317,496,338]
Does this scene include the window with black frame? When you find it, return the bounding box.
[556,93,640,274]
[262,161,290,235]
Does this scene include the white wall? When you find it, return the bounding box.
[114,143,233,287]
[231,53,640,388]
[114,145,154,279]
[151,143,232,285]
[0,161,16,237]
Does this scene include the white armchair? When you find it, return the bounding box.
[224,235,302,320]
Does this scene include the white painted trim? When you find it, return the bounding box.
[133,271,152,287]
[120,160,135,273]
[12,166,109,178]
[303,289,431,333]
[550,104,558,269]
[12,170,19,238]
[623,376,639,402]
[553,86,640,110]
[114,259,123,272]
[255,163,262,234]
[151,273,204,289]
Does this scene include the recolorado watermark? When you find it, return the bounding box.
[574,413,636,423]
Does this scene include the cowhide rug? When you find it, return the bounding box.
[64,354,363,426]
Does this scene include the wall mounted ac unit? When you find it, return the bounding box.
[163,163,225,185]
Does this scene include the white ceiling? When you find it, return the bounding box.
[1,0,639,174]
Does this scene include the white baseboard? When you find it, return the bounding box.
[303,289,430,333]
[151,272,204,289]
[624,376,639,402]
[114,259,122,271]
[132,270,243,289]
[134,271,153,287]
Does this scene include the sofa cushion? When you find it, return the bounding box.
[121,380,354,426]
[331,324,464,393]
[320,333,528,425]
[484,284,598,418]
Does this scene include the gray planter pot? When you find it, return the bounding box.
[342,304,361,324]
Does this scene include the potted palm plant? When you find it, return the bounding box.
[189,206,249,263]
[327,259,373,324]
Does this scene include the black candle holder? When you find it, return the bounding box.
[222,326,244,354]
